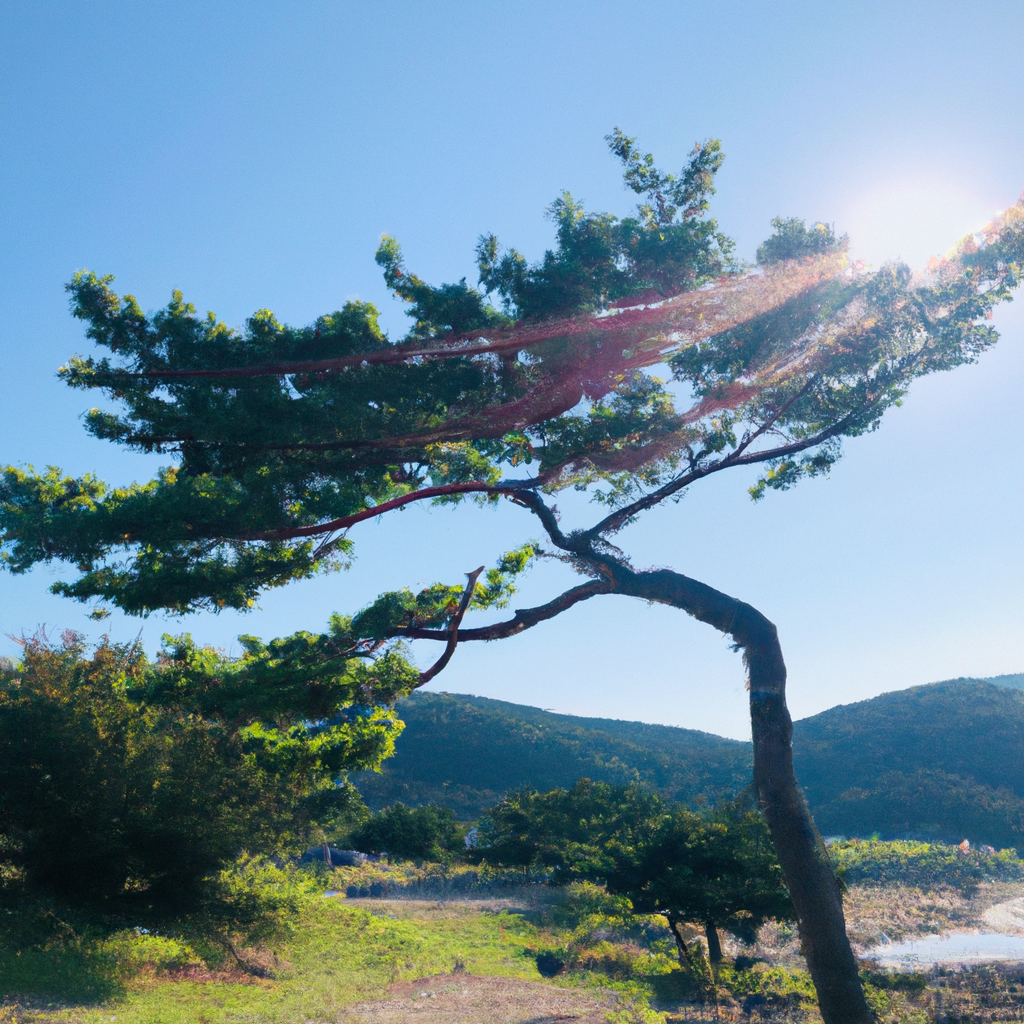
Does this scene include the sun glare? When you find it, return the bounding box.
[840,176,997,271]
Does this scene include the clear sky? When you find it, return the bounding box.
[1,0,1022,740]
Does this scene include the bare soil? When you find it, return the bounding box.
[336,973,614,1024]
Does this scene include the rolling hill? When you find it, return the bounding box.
[354,674,1024,847]
[354,691,753,815]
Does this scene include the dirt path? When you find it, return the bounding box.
[335,974,614,1024]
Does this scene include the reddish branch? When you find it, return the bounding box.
[239,482,508,541]
[120,257,845,381]
[232,394,870,546]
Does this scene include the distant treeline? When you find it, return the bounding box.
[355,677,1024,848]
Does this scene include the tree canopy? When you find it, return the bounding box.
[349,802,464,863]
[605,799,794,966]
[471,778,664,881]
[4,130,1018,623]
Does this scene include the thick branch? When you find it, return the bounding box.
[507,490,579,552]
[416,566,485,685]
[396,580,612,643]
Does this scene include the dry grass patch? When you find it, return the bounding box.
[842,881,1024,948]
[337,973,614,1023]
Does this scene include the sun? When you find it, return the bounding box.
[838,174,999,272]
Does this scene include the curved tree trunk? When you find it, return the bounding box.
[602,564,872,1024]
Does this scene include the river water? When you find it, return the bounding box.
[864,931,1024,969]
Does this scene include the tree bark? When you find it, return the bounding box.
[402,551,871,1022]
[601,564,872,1024]
[705,918,723,964]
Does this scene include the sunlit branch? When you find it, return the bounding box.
[581,378,824,540]
[117,256,846,381]
[398,579,613,644]
[237,481,529,542]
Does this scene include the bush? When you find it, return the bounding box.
[829,838,1024,889]
[350,803,465,863]
[551,880,633,930]
[577,940,645,980]
[0,633,382,946]
[534,949,566,977]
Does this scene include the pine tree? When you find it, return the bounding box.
[3,129,1022,1023]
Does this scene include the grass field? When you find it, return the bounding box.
[8,865,1024,1023]
[0,898,565,1023]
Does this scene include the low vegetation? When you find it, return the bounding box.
[5,635,1024,1021]
[8,858,1024,1023]
[831,838,1024,890]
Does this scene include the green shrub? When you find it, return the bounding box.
[349,803,465,862]
[0,632,394,945]
[552,881,633,929]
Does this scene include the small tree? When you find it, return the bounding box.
[472,779,664,880]
[606,801,794,970]
[2,129,1022,1023]
[350,803,464,863]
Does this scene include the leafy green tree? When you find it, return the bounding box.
[605,800,794,969]
[349,803,464,863]
[3,127,1022,1024]
[472,779,664,880]
[0,630,401,942]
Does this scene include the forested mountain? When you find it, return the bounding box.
[354,692,752,816]
[977,673,1024,690]
[354,675,1024,847]
[795,679,1024,845]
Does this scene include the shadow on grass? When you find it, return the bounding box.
[0,944,127,1004]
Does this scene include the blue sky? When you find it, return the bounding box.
[1,1,1022,739]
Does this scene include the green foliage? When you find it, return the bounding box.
[477,130,733,320]
[794,680,1024,847]
[550,880,634,931]
[347,543,537,641]
[814,769,1024,849]
[472,779,666,880]
[0,632,396,943]
[829,838,1024,889]
[605,799,794,945]
[605,990,669,1023]
[349,803,465,863]
[363,683,1024,848]
[756,216,846,265]
[5,130,1016,617]
[471,778,790,955]
[716,963,819,1017]
[0,900,547,1022]
[376,234,511,339]
[186,856,318,950]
